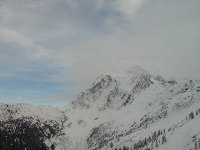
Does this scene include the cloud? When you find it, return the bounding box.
[48,0,200,84]
[0,28,32,46]
[40,95,70,103]
[0,0,145,47]
[0,0,146,82]
[0,0,200,104]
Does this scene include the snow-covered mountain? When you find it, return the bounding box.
[1,66,200,150]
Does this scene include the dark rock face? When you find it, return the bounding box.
[89,75,113,94]
[0,118,62,150]
[132,75,153,94]
[87,123,115,150]
[72,75,116,109]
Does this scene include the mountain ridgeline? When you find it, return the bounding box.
[1,67,200,150]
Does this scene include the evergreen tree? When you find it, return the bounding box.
[189,112,195,119]
[162,135,167,144]
[110,142,113,148]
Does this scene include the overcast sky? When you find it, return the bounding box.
[0,0,200,105]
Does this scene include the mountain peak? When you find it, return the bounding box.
[1,67,200,150]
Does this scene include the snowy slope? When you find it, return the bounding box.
[1,66,200,150]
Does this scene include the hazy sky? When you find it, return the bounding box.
[0,0,200,105]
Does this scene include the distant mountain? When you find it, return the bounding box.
[1,66,200,150]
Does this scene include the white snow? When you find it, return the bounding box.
[1,67,200,150]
